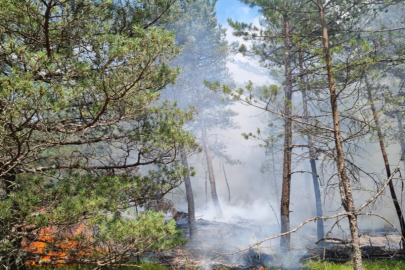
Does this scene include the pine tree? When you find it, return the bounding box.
[0,0,197,266]
[168,0,236,218]
[217,1,405,268]
[228,0,316,249]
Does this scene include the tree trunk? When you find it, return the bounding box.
[299,50,325,244]
[280,1,293,249]
[222,163,231,204]
[304,162,314,202]
[205,170,208,210]
[270,146,280,207]
[180,147,197,239]
[301,87,325,244]
[366,84,405,248]
[201,123,223,216]
[396,111,405,172]
[316,1,363,269]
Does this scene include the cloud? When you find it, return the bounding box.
[240,6,250,15]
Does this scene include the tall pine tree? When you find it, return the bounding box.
[168,0,236,219]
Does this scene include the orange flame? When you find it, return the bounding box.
[22,223,95,266]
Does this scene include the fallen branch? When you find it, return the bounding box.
[316,237,351,245]
[359,212,404,242]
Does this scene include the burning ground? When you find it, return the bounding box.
[157,207,405,270]
[19,203,405,269]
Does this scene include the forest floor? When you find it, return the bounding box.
[29,216,405,270]
[31,260,405,270]
[159,214,405,269]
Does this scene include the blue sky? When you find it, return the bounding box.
[215,0,259,25]
[213,1,273,86]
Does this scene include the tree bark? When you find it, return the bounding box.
[180,147,197,239]
[366,83,405,248]
[316,1,363,269]
[301,89,325,243]
[201,122,223,216]
[299,50,325,244]
[396,111,405,172]
[270,146,280,207]
[280,1,293,250]
[222,163,231,204]
[205,170,208,210]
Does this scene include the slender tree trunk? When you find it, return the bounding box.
[180,147,197,239]
[302,88,325,244]
[317,1,363,269]
[366,84,405,248]
[270,146,280,207]
[299,50,325,244]
[201,122,223,216]
[222,163,231,204]
[280,2,293,249]
[304,162,314,201]
[205,170,208,210]
[396,111,405,171]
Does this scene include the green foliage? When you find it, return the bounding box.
[0,0,197,175]
[94,212,184,252]
[238,44,248,55]
[0,0,196,267]
[1,172,186,264]
[138,262,170,270]
[304,260,405,270]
